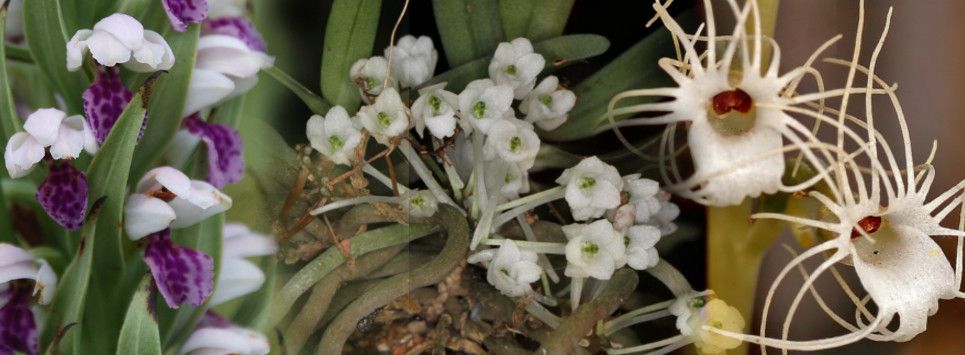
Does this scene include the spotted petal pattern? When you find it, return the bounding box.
[83,68,146,144]
[144,229,215,309]
[0,287,37,355]
[162,0,209,32]
[202,17,267,52]
[184,114,244,188]
[36,163,88,231]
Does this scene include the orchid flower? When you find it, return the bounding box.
[467,239,542,297]
[306,105,363,166]
[519,75,575,131]
[179,312,269,355]
[401,189,439,218]
[0,243,58,355]
[83,67,146,145]
[124,166,232,239]
[385,35,437,88]
[457,79,514,134]
[168,114,245,188]
[488,38,545,99]
[483,119,540,170]
[625,224,661,270]
[162,0,209,32]
[605,0,886,206]
[350,56,395,100]
[184,33,273,116]
[410,83,458,139]
[67,13,175,72]
[556,156,623,221]
[669,293,745,354]
[209,223,278,306]
[358,88,408,145]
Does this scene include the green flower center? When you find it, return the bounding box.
[578,176,596,189]
[712,321,723,329]
[410,195,424,207]
[624,235,630,247]
[328,135,344,151]
[506,64,517,75]
[428,95,441,113]
[377,112,392,127]
[504,172,514,184]
[473,101,487,118]
[508,136,522,153]
[364,77,379,91]
[539,95,553,106]
[689,298,705,309]
[500,268,511,277]
[582,242,599,255]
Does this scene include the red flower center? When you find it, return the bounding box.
[711,89,753,115]
[850,216,882,239]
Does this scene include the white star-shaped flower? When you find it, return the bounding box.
[468,239,542,297]
[306,105,363,166]
[67,13,175,72]
[488,38,545,99]
[410,83,459,139]
[358,88,409,145]
[484,119,540,170]
[457,79,514,134]
[519,75,575,131]
[562,219,626,280]
[385,35,438,88]
[556,156,623,221]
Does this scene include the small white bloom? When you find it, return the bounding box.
[180,324,270,355]
[669,293,744,354]
[67,13,175,72]
[410,83,458,139]
[350,56,396,99]
[488,38,545,99]
[401,189,438,218]
[207,0,246,19]
[385,35,437,88]
[358,88,408,145]
[623,174,680,235]
[0,243,58,304]
[563,219,626,280]
[457,79,514,134]
[184,34,273,115]
[519,76,575,131]
[484,119,540,170]
[468,239,542,297]
[556,156,624,221]
[484,159,530,201]
[624,225,660,270]
[306,106,363,166]
[124,167,233,239]
[4,132,45,178]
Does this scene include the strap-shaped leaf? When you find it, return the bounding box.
[499,0,575,42]
[420,34,609,93]
[130,25,200,180]
[542,11,695,141]
[0,1,21,141]
[22,0,90,113]
[116,276,163,355]
[61,0,117,31]
[432,0,504,66]
[320,0,382,112]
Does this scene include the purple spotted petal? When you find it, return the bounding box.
[144,229,215,309]
[184,114,244,188]
[162,0,209,32]
[0,286,38,355]
[36,162,88,231]
[202,17,267,52]
[83,68,147,144]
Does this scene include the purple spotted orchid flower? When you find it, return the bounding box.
[179,311,269,355]
[0,244,58,355]
[162,0,209,32]
[83,67,147,145]
[3,109,97,230]
[202,16,266,52]
[183,20,272,116]
[168,114,244,188]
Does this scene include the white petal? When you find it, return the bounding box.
[123,194,177,240]
[136,166,194,196]
[165,130,203,168]
[87,30,133,67]
[49,115,88,159]
[196,35,264,78]
[223,223,277,258]
[34,260,58,304]
[4,132,45,178]
[180,327,270,355]
[183,69,236,115]
[23,108,66,147]
[169,181,233,228]
[0,243,38,285]
[93,13,145,50]
[66,30,93,71]
[209,257,265,306]
[125,30,175,72]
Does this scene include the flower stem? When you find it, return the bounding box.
[398,140,461,210]
[309,195,399,216]
[261,65,331,115]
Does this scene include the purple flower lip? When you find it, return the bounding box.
[0,285,38,355]
[36,162,88,231]
[183,114,244,188]
[83,67,146,145]
[202,16,267,52]
[143,229,215,308]
[162,0,209,32]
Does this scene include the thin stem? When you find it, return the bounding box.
[482,238,566,254]
[309,195,399,216]
[606,335,687,355]
[262,65,331,114]
[398,140,461,209]
[496,186,565,212]
[603,299,675,336]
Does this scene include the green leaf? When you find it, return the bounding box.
[420,34,609,93]
[542,11,695,142]
[61,0,117,31]
[499,0,575,41]
[22,0,90,113]
[320,0,382,112]
[129,25,200,181]
[432,0,504,67]
[263,65,331,115]
[116,276,163,355]
[0,2,22,142]
[39,199,99,354]
[224,117,298,232]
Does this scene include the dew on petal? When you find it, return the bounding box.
[36,162,89,231]
[144,229,215,309]
[183,114,244,188]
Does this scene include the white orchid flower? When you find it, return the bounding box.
[184,34,274,115]
[483,119,540,170]
[624,225,661,270]
[457,79,514,134]
[401,189,439,218]
[350,56,396,99]
[468,239,542,297]
[5,108,98,178]
[623,174,680,235]
[410,83,458,139]
[488,38,545,99]
[180,314,270,355]
[0,243,58,305]
[124,167,233,239]
[67,13,175,72]
[358,88,409,145]
[385,35,437,88]
[484,159,531,201]
[519,75,576,131]
[562,219,626,280]
[209,223,278,306]
[556,156,623,221]
[306,105,363,166]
